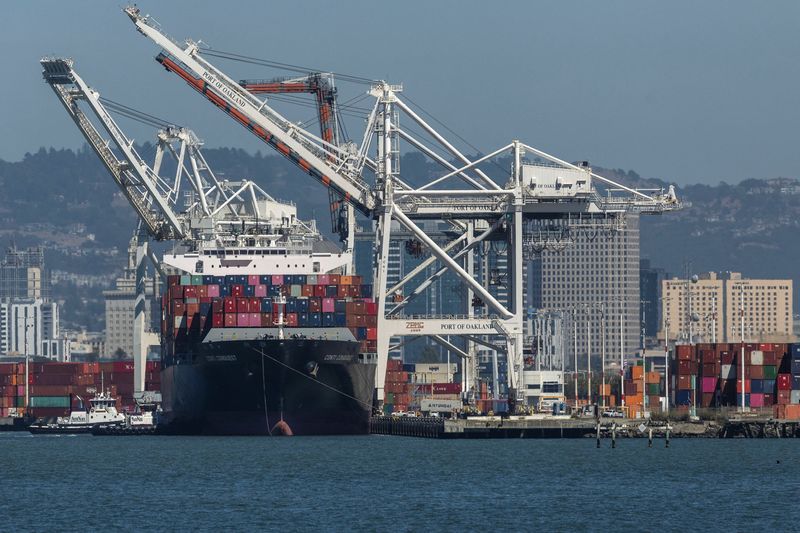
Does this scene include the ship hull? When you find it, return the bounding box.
[159,337,376,436]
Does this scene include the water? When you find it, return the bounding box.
[1,433,799,531]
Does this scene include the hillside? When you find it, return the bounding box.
[1,147,798,329]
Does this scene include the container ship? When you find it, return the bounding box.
[157,194,378,436]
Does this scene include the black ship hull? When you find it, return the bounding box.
[159,337,376,436]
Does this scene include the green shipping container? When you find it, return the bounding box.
[290,285,302,297]
[763,366,777,380]
[180,275,191,286]
[385,393,394,403]
[29,396,70,408]
[647,383,660,395]
[191,275,203,286]
[14,396,24,408]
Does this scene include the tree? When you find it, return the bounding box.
[112,347,127,360]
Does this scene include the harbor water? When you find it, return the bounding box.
[1,433,799,531]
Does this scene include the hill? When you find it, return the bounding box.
[1,147,798,329]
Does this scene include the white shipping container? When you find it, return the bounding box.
[720,365,735,379]
[751,351,763,366]
[421,399,462,412]
[414,363,457,374]
[791,390,800,404]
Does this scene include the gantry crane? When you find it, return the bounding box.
[239,74,353,244]
[124,6,681,410]
[41,56,331,395]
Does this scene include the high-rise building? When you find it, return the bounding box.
[0,298,69,360]
[661,272,793,343]
[530,214,641,371]
[103,238,160,358]
[0,245,51,301]
[640,259,667,340]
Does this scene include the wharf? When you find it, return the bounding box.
[370,415,800,439]
[370,415,598,439]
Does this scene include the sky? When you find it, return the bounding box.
[2,0,799,185]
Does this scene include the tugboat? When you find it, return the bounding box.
[92,391,162,436]
[28,391,125,435]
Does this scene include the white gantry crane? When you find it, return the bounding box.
[123,6,680,410]
[41,56,332,395]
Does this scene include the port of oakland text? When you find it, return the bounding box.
[201,71,247,107]
[404,321,494,333]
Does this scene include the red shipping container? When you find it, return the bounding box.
[329,274,341,285]
[365,301,378,315]
[312,285,325,297]
[286,313,298,327]
[212,299,225,314]
[272,275,284,286]
[778,390,791,405]
[249,313,261,327]
[250,297,260,311]
[301,285,314,297]
[749,366,764,379]
[317,275,330,285]
[677,345,694,361]
[231,285,244,297]
[763,351,777,366]
[183,286,198,298]
[248,275,260,286]
[365,315,377,327]
[235,298,249,313]
[367,327,377,340]
[702,377,717,393]
[255,284,267,297]
[778,374,792,390]
[224,314,236,327]
[261,313,272,327]
[322,298,335,313]
[208,285,220,298]
[197,285,208,298]
[212,314,224,328]
[736,379,751,394]
[224,297,236,313]
[170,285,184,298]
[174,301,186,315]
[763,394,774,407]
[237,313,249,327]
[677,375,692,391]
[433,383,461,395]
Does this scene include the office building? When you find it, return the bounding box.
[530,214,641,371]
[661,272,793,343]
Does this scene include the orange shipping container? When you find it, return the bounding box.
[785,404,800,420]
[646,371,660,384]
[631,366,644,380]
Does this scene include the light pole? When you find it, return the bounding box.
[573,307,578,408]
[664,317,670,414]
[740,284,746,412]
[23,315,33,416]
[600,302,606,409]
[586,305,592,405]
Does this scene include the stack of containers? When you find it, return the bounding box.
[674,344,697,410]
[0,361,162,418]
[623,361,643,412]
[699,345,719,408]
[163,273,378,359]
[383,359,409,413]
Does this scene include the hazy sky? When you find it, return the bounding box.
[3,0,799,185]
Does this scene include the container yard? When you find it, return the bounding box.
[0,360,160,420]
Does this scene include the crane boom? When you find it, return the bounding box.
[41,57,185,240]
[125,6,375,216]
